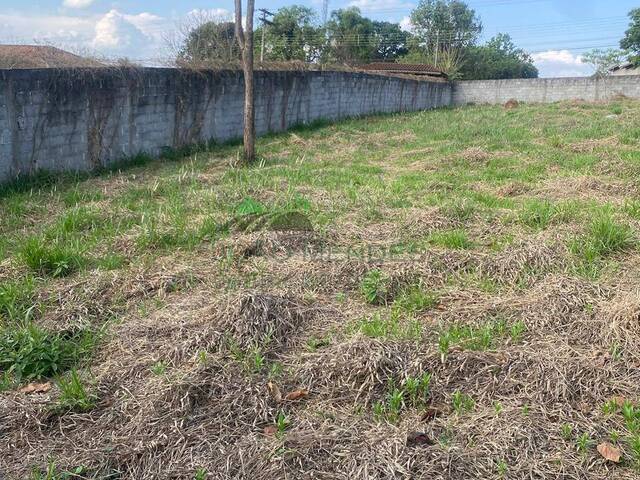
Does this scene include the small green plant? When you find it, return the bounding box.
[0,323,96,381]
[602,399,619,415]
[55,370,96,413]
[429,229,473,250]
[306,335,331,351]
[235,196,267,215]
[352,312,422,341]
[386,388,405,423]
[0,276,36,321]
[194,468,208,480]
[392,283,439,314]
[509,321,526,342]
[522,404,530,416]
[268,361,283,379]
[570,214,633,265]
[441,199,476,222]
[360,269,390,305]
[150,361,167,375]
[576,432,591,454]
[496,459,508,477]
[519,199,556,229]
[494,401,503,415]
[561,423,573,440]
[249,347,265,373]
[629,434,640,466]
[276,411,290,436]
[451,390,474,414]
[403,372,432,407]
[19,237,84,278]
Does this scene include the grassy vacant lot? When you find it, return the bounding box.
[2,99,640,479]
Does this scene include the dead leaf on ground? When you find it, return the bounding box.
[263,425,278,436]
[421,406,443,422]
[266,382,282,403]
[19,382,52,394]
[597,442,621,463]
[284,389,308,401]
[406,432,434,447]
[610,396,628,407]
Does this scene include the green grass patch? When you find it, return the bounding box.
[428,229,473,250]
[19,237,84,278]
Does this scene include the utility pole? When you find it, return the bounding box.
[434,30,440,67]
[258,8,274,62]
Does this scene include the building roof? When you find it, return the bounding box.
[0,45,103,69]
[358,62,447,77]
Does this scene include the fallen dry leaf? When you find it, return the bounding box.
[406,432,434,447]
[19,382,52,394]
[266,382,282,403]
[263,425,278,436]
[284,389,308,401]
[597,442,621,463]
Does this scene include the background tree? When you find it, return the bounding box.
[621,8,640,65]
[372,21,410,61]
[582,48,628,76]
[179,21,240,64]
[459,33,538,80]
[325,8,376,63]
[410,0,482,54]
[256,6,323,62]
[235,0,256,163]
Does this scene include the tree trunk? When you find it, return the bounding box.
[235,0,256,164]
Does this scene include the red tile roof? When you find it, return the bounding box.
[0,45,103,69]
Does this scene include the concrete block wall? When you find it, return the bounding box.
[0,68,451,183]
[452,75,640,105]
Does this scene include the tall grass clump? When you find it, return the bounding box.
[19,237,84,277]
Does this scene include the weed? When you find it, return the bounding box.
[561,423,574,440]
[403,372,432,407]
[496,459,508,477]
[451,391,474,414]
[194,468,208,480]
[352,312,422,340]
[576,432,591,454]
[55,370,96,413]
[494,401,503,415]
[437,317,518,355]
[248,347,265,373]
[441,199,476,222]
[571,214,633,264]
[276,411,290,436]
[0,276,36,321]
[602,399,619,415]
[509,321,527,342]
[629,434,640,466]
[0,323,96,381]
[519,199,556,229]
[19,237,84,277]
[150,361,167,375]
[392,283,438,314]
[360,269,390,305]
[428,229,473,250]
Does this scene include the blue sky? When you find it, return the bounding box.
[0,0,637,76]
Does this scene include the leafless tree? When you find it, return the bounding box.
[235,0,256,163]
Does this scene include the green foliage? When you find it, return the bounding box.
[0,276,36,322]
[150,361,167,375]
[570,214,633,264]
[55,370,96,413]
[428,229,473,249]
[0,322,96,381]
[459,33,538,80]
[437,318,525,358]
[582,48,629,76]
[373,373,432,422]
[360,269,390,305]
[519,199,556,229]
[352,312,422,340]
[409,0,482,52]
[392,283,439,314]
[178,20,239,64]
[451,390,474,414]
[19,237,83,278]
[257,6,324,62]
[621,8,640,64]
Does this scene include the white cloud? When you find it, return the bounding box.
[63,0,95,8]
[399,16,413,32]
[348,0,414,12]
[531,50,595,78]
